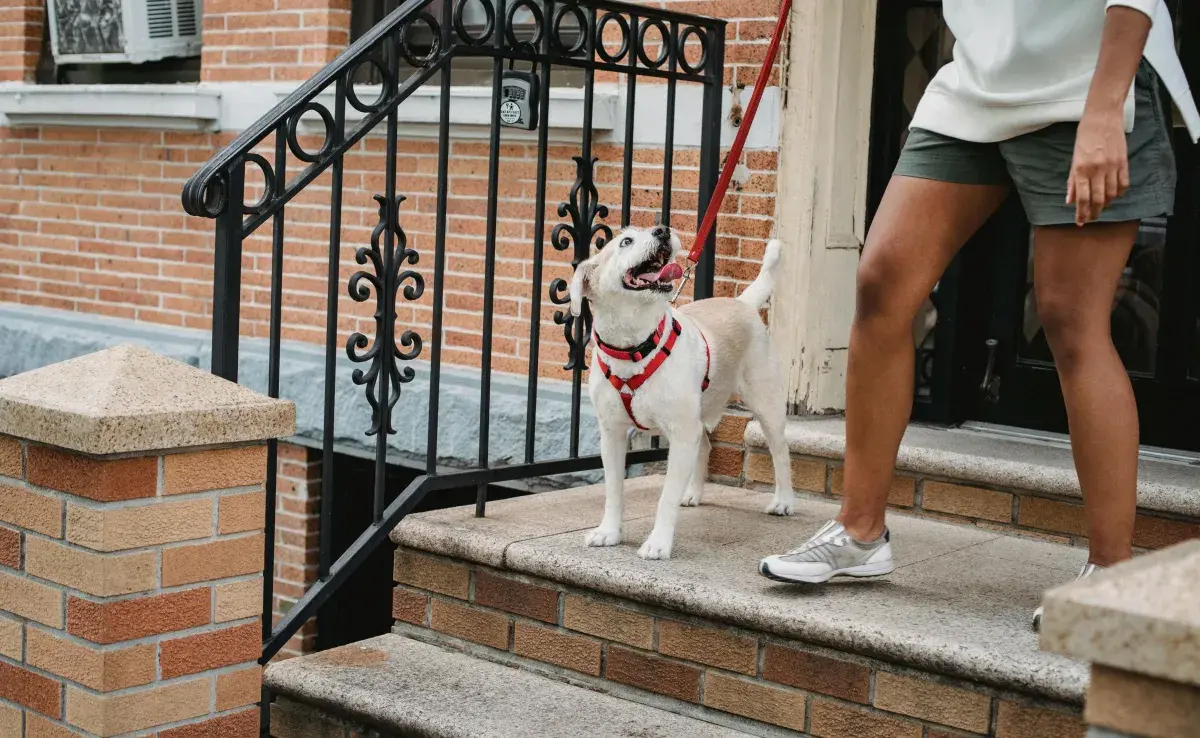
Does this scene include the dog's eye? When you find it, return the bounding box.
[620,237,633,247]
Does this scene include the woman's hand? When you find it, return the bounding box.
[1067,5,1151,227]
[1068,107,1130,226]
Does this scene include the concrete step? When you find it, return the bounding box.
[265,633,756,738]
[737,417,1200,550]
[389,478,1090,737]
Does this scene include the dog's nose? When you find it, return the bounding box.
[651,225,669,240]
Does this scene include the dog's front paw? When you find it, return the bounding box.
[764,494,795,516]
[679,490,702,507]
[585,527,621,547]
[637,533,673,560]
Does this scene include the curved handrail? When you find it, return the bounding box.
[181,0,724,221]
[181,0,438,218]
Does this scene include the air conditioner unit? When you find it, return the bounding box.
[46,0,202,65]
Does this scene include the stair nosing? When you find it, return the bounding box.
[265,633,759,737]
[743,418,1200,520]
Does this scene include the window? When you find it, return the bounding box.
[39,0,201,84]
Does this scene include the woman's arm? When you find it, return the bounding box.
[1070,5,1152,225]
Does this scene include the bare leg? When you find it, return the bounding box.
[586,423,627,547]
[1033,222,1138,567]
[839,177,1010,541]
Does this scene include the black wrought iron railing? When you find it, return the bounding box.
[182,0,723,674]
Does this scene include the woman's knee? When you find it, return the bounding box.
[1035,290,1101,368]
[854,242,921,329]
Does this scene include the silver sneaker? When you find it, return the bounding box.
[1032,562,1104,632]
[759,520,894,584]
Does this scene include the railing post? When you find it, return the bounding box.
[694,24,725,301]
[211,161,246,381]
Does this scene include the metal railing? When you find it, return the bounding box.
[182,0,723,673]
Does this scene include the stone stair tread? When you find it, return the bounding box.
[264,633,754,738]
[745,417,1200,518]
[393,479,1090,704]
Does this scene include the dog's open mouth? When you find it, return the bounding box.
[623,253,684,292]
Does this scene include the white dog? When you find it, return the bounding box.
[569,225,795,560]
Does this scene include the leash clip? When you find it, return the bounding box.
[670,264,693,305]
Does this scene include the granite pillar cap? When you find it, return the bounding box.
[1039,540,1200,687]
[0,344,295,455]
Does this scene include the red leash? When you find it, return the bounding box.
[674,0,792,299]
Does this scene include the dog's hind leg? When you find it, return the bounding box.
[680,431,710,507]
[639,423,703,560]
[739,339,796,516]
[586,424,627,547]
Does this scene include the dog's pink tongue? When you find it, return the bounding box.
[651,262,684,283]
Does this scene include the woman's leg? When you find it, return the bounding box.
[1032,221,1139,567]
[838,176,1009,542]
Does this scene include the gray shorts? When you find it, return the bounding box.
[894,61,1177,226]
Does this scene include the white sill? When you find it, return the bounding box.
[0,83,220,132]
[278,85,617,141]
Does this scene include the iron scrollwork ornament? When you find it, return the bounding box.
[549,155,612,370]
[346,194,424,436]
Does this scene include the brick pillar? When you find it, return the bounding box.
[273,443,321,659]
[1040,540,1200,738]
[200,0,351,82]
[0,0,42,82]
[0,345,294,737]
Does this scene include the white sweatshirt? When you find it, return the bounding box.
[909,0,1200,143]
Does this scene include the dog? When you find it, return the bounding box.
[569,224,795,560]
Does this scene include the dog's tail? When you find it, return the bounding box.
[736,238,782,309]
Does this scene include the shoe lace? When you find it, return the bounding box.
[785,525,847,556]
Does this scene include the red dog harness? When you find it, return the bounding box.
[594,315,711,431]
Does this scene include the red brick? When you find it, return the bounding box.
[513,622,602,676]
[0,525,18,569]
[712,413,750,444]
[707,446,744,478]
[26,446,157,502]
[657,620,757,675]
[473,570,559,623]
[394,550,469,599]
[605,646,701,703]
[160,621,261,678]
[0,659,62,717]
[67,588,211,644]
[429,599,510,650]
[763,645,871,703]
[158,708,259,738]
[392,587,428,625]
[1133,515,1200,550]
[810,699,922,738]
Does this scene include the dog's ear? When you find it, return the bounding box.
[569,257,597,316]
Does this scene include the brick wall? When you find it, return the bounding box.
[201,0,352,82]
[383,548,1086,738]
[0,0,41,83]
[0,0,784,377]
[273,443,322,659]
[0,130,778,376]
[0,437,267,736]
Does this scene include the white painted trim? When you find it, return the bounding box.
[0,80,782,151]
[0,83,221,131]
[768,0,877,414]
[275,84,618,142]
